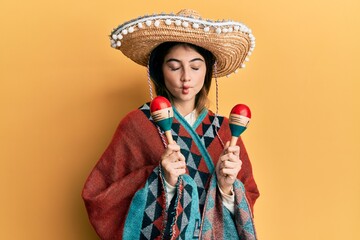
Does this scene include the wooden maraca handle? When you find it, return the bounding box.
[230,136,238,147]
[164,130,173,144]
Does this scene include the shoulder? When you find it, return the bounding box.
[116,102,153,132]
[121,102,151,120]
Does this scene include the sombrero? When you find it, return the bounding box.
[110,9,255,78]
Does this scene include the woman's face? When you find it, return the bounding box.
[162,45,206,108]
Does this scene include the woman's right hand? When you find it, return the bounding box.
[160,142,186,186]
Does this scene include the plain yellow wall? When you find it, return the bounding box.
[1,0,359,239]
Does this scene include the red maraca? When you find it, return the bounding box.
[229,104,251,146]
[150,96,174,144]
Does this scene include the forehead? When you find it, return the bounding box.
[164,45,204,61]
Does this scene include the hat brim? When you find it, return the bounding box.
[110,12,255,77]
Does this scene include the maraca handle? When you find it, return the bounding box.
[230,136,238,147]
[164,130,173,144]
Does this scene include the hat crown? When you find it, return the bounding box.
[177,9,201,19]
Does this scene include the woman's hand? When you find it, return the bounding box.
[216,141,242,195]
[160,142,186,186]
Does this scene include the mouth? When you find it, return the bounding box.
[182,85,190,94]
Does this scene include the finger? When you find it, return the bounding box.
[171,160,187,169]
[172,163,186,171]
[167,143,181,152]
[162,145,182,160]
[219,154,229,162]
[225,159,242,173]
[225,153,242,164]
[169,167,186,176]
[221,160,237,169]
[161,154,179,168]
[220,159,238,170]
[164,152,185,163]
[161,149,176,160]
[220,152,238,163]
[221,168,237,177]
[176,152,186,162]
[222,141,230,153]
[176,168,186,176]
[227,145,240,157]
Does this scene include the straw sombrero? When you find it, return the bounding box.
[110,9,255,78]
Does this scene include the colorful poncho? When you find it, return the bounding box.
[82,103,259,239]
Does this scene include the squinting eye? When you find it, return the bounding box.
[170,67,180,71]
[192,67,199,71]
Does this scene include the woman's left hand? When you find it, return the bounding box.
[216,141,242,195]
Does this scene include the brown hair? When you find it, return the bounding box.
[149,42,215,113]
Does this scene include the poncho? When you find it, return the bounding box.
[82,103,260,239]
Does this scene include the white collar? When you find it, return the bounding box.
[183,109,197,126]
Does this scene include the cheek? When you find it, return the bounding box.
[163,73,177,89]
[163,69,179,84]
[162,70,170,83]
[197,71,206,86]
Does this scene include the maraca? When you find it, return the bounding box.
[229,104,251,146]
[150,96,174,144]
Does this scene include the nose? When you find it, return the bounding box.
[181,68,191,82]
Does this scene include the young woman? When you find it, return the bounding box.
[82,9,259,240]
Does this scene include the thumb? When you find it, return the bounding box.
[222,141,230,154]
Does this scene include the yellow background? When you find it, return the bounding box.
[1,0,359,239]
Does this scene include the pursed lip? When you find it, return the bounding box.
[181,85,191,94]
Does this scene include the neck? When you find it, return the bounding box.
[174,101,196,116]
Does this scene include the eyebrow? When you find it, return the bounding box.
[165,58,204,63]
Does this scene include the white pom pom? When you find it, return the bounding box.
[234,69,239,74]
[111,34,117,40]
[182,21,189,28]
[165,19,172,25]
[193,23,199,29]
[234,26,240,31]
[128,27,134,33]
[228,27,233,32]
[222,28,228,33]
[245,57,250,62]
[241,63,246,68]
[154,20,160,27]
[122,29,128,35]
[216,28,221,34]
[137,22,143,29]
[146,20,152,26]
[204,26,210,32]
[116,41,121,47]
[117,34,123,40]
[175,20,181,26]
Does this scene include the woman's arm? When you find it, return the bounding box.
[82,109,164,239]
